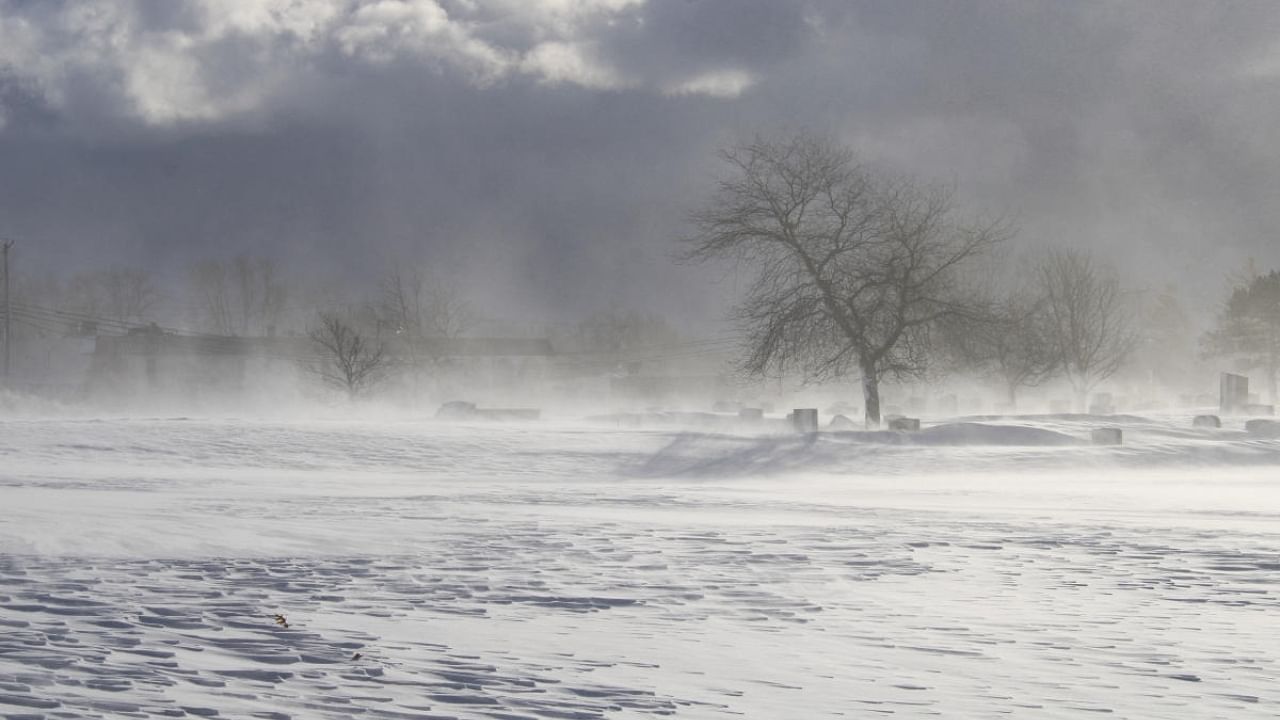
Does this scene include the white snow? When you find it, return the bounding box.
[1,413,1279,717]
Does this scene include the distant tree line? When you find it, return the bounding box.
[7,133,1278,410]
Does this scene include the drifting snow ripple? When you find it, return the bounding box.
[2,517,1278,717]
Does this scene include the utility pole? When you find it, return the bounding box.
[2,239,11,381]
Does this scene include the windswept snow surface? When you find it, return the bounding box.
[2,414,1279,718]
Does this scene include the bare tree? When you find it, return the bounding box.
[232,254,287,335]
[379,268,473,372]
[684,132,1004,426]
[233,255,260,335]
[308,312,387,399]
[189,255,288,335]
[946,288,1058,408]
[576,309,683,358]
[1203,267,1280,403]
[61,268,161,326]
[381,270,472,339]
[98,269,161,325]
[189,260,234,335]
[1131,285,1199,394]
[1038,248,1137,409]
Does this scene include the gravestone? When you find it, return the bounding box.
[1221,373,1249,414]
[888,416,921,431]
[436,401,478,420]
[1192,414,1221,429]
[1245,419,1280,437]
[1091,427,1123,445]
[792,408,819,433]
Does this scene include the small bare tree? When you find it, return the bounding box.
[1038,248,1137,409]
[190,260,234,335]
[99,269,161,325]
[1203,267,1280,403]
[946,288,1058,408]
[685,132,1004,427]
[64,268,161,326]
[308,312,387,399]
[189,255,288,336]
[232,254,287,335]
[380,270,472,344]
[378,269,473,396]
[577,309,683,358]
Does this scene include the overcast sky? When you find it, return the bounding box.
[2,0,1280,328]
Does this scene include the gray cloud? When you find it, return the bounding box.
[2,0,1279,327]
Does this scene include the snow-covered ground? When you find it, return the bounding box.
[2,413,1279,718]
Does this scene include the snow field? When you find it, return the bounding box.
[1,415,1279,718]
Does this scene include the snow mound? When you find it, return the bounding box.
[825,421,1082,447]
[957,412,1155,425]
[910,422,1083,446]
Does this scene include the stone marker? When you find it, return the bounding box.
[738,407,764,423]
[1245,419,1280,438]
[1192,414,1221,429]
[792,408,819,433]
[436,400,477,419]
[1091,427,1123,445]
[888,416,921,431]
[1221,373,1249,414]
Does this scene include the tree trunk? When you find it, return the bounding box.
[1007,382,1018,411]
[862,363,881,429]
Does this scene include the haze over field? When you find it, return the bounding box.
[3,2,1280,719]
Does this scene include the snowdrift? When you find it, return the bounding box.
[634,415,1280,478]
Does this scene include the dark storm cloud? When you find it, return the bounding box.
[1,0,1278,326]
